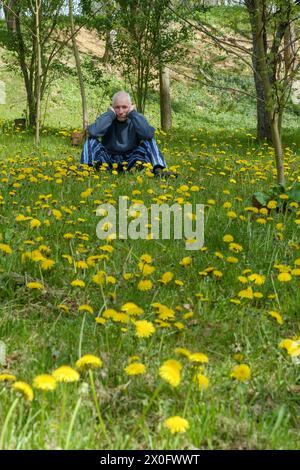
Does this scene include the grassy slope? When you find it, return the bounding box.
[0,7,300,450]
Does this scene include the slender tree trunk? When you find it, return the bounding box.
[35,0,42,145]
[159,65,172,131]
[68,0,88,130]
[3,0,16,33]
[252,0,285,186]
[247,0,272,142]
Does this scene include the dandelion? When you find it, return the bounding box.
[137,279,153,291]
[195,373,209,390]
[30,218,41,229]
[159,271,174,284]
[164,416,189,434]
[12,381,34,401]
[269,310,283,325]
[76,354,103,371]
[71,279,86,288]
[52,366,80,383]
[188,352,209,363]
[0,373,16,382]
[135,320,155,338]
[40,259,55,270]
[159,360,182,387]
[223,234,234,242]
[121,302,144,316]
[230,364,251,382]
[0,243,12,254]
[277,272,292,282]
[33,374,57,391]
[26,281,44,290]
[140,254,152,264]
[124,363,146,375]
[78,304,94,314]
[179,257,192,267]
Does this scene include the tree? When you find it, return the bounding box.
[112,0,190,117]
[0,0,69,128]
[69,0,88,130]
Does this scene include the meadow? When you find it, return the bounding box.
[1,52,300,449]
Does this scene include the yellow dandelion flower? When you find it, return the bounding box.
[238,287,254,299]
[164,416,189,434]
[92,271,106,285]
[124,363,146,375]
[26,281,44,290]
[159,271,174,284]
[95,317,106,325]
[188,352,209,364]
[76,354,103,371]
[179,257,192,267]
[230,364,251,382]
[33,374,57,391]
[12,381,34,401]
[174,347,191,357]
[30,218,41,229]
[269,310,283,325]
[40,259,55,270]
[138,262,155,276]
[121,302,144,316]
[248,273,266,285]
[137,279,153,291]
[71,279,86,288]
[223,234,234,242]
[78,304,94,314]
[52,366,80,383]
[135,320,155,338]
[195,373,209,390]
[159,360,182,387]
[277,272,292,282]
[140,254,152,264]
[0,374,16,382]
[0,243,13,254]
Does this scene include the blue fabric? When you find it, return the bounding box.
[80,137,166,171]
[87,110,155,154]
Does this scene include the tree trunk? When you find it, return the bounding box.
[252,0,285,186]
[35,0,42,145]
[247,0,272,142]
[159,65,172,131]
[3,0,16,33]
[69,0,88,130]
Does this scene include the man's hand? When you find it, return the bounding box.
[129,104,136,113]
[108,106,116,115]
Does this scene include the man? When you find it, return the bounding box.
[80,91,169,176]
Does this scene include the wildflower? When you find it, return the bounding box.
[159,271,174,284]
[26,281,44,290]
[230,364,251,382]
[269,310,283,325]
[223,234,234,243]
[135,320,155,338]
[76,354,103,371]
[92,271,106,285]
[238,287,254,299]
[124,363,146,375]
[0,243,12,254]
[229,243,243,253]
[195,373,209,390]
[248,273,266,285]
[137,279,153,291]
[52,366,80,383]
[40,259,55,270]
[188,352,209,363]
[0,374,16,382]
[30,218,41,229]
[179,257,192,267]
[277,273,292,282]
[78,304,94,314]
[33,374,57,391]
[140,254,152,264]
[138,262,155,276]
[121,302,144,316]
[159,360,182,387]
[12,381,34,401]
[164,416,189,434]
[174,347,190,358]
[71,279,86,288]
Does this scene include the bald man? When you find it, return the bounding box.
[80,91,169,176]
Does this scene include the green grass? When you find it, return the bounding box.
[1,53,300,450]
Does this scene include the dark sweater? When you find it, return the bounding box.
[87,109,155,154]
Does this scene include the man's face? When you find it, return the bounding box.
[113,96,130,122]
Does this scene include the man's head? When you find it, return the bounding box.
[112,91,131,121]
